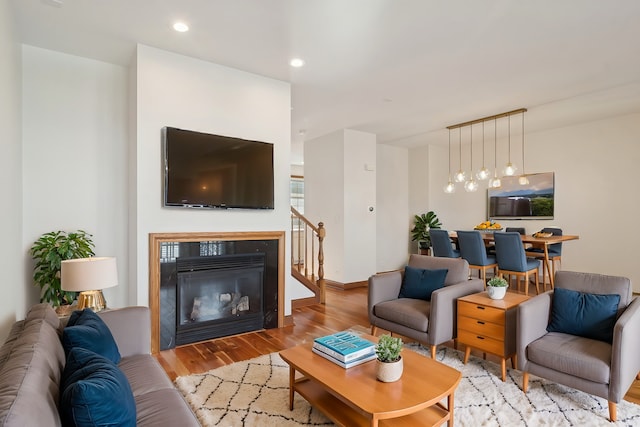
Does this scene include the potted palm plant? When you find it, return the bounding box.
[375,335,403,382]
[30,230,95,313]
[411,211,442,254]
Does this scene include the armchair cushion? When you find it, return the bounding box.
[373,299,430,331]
[527,332,612,384]
[398,267,448,301]
[547,288,620,343]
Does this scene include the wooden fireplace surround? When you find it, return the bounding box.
[148,231,286,354]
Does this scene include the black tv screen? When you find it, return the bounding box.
[162,127,274,209]
[488,172,554,220]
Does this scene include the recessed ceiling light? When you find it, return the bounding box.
[290,58,305,68]
[173,22,189,32]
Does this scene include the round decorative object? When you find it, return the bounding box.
[487,286,507,300]
[376,357,403,382]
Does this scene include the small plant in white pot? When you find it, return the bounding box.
[487,276,509,300]
[375,335,403,382]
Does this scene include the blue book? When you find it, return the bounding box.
[311,346,377,369]
[313,331,375,362]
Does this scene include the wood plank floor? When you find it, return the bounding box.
[155,286,640,406]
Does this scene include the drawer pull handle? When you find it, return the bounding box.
[477,321,485,325]
[477,336,485,340]
[476,306,485,310]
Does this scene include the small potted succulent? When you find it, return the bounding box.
[487,276,509,300]
[375,335,403,382]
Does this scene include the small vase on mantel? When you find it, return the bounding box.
[376,357,403,382]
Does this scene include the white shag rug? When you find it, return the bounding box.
[175,344,640,426]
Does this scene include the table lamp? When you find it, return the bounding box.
[61,257,118,312]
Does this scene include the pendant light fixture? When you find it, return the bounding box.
[489,117,502,188]
[503,115,517,176]
[444,129,456,193]
[518,111,529,185]
[464,124,478,192]
[454,128,466,182]
[476,121,490,181]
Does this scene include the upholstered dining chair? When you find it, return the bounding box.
[456,230,497,283]
[368,255,483,358]
[517,271,640,422]
[430,229,460,258]
[494,232,540,295]
[505,227,525,235]
[526,227,563,289]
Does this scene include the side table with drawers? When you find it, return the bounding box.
[457,291,530,381]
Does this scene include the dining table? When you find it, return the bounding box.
[449,231,580,288]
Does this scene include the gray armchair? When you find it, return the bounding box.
[517,270,640,422]
[368,255,484,358]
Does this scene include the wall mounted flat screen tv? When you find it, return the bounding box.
[488,172,554,220]
[162,127,274,209]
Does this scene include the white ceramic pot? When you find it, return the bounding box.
[376,357,403,382]
[487,285,507,300]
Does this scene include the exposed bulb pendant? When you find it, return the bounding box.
[444,129,456,193]
[477,121,490,180]
[489,117,502,188]
[454,128,466,182]
[518,111,529,185]
[464,125,478,192]
[503,115,517,176]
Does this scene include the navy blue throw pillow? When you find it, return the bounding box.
[60,347,136,427]
[62,309,121,364]
[547,287,620,343]
[398,266,448,301]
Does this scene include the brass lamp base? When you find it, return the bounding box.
[77,290,107,312]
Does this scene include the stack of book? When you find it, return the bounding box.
[312,331,376,369]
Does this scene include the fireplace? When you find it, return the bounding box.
[150,232,284,353]
[175,254,264,346]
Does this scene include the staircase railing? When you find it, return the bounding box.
[290,207,326,304]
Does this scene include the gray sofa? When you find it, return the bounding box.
[0,303,199,426]
[368,255,484,358]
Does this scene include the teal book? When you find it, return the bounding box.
[313,331,375,362]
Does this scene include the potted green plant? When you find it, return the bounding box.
[30,230,95,312]
[487,276,509,300]
[411,211,442,253]
[375,334,403,382]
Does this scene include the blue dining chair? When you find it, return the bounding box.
[456,230,497,282]
[430,229,460,258]
[494,232,540,295]
[526,227,563,289]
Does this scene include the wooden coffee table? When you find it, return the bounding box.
[279,335,461,427]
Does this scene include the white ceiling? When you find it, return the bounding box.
[10,0,640,164]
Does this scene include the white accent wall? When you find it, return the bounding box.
[21,46,130,310]
[0,0,23,340]
[133,45,309,313]
[413,111,640,293]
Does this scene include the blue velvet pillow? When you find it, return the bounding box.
[547,287,621,343]
[398,267,448,301]
[62,309,121,364]
[60,347,136,427]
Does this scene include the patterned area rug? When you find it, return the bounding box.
[175,344,640,426]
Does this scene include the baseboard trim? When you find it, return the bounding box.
[283,315,294,327]
[291,296,320,310]
[325,279,368,290]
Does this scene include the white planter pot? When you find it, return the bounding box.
[376,357,403,382]
[487,285,507,300]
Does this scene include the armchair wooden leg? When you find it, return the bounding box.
[608,401,617,422]
[430,345,436,359]
[371,325,378,336]
[522,372,529,392]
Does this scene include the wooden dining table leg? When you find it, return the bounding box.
[543,244,553,288]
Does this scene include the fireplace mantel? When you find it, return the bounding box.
[148,231,285,353]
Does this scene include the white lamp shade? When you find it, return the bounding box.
[61,257,118,292]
